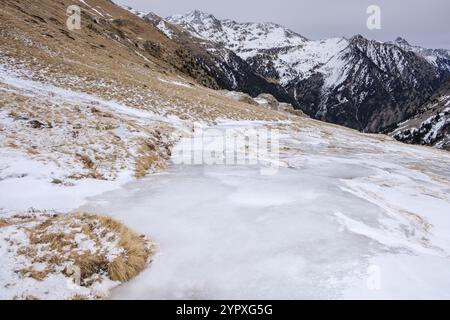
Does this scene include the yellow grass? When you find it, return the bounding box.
[97,215,154,281]
[4,211,154,288]
[0,218,9,228]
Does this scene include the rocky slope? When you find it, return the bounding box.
[141,11,296,105]
[166,11,450,133]
[388,79,450,150]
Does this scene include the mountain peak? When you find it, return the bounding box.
[350,34,365,41]
[395,37,410,46]
[170,10,218,23]
[189,10,212,18]
[350,34,369,46]
[144,12,162,21]
[167,11,308,55]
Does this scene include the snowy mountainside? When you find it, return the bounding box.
[167,10,308,59]
[389,79,450,150]
[167,11,450,133]
[388,37,450,73]
[143,12,296,104]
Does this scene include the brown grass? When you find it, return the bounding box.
[0,0,291,124]
[74,253,108,281]
[5,211,154,289]
[0,218,9,228]
[19,267,54,282]
[96,215,154,282]
[71,294,89,300]
[134,140,167,178]
[78,154,95,169]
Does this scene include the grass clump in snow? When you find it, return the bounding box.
[135,140,165,178]
[96,214,153,282]
[0,218,9,228]
[0,210,155,299]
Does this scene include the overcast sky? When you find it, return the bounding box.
[115,0,449,49]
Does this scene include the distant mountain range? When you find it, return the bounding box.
[124,7,450,148]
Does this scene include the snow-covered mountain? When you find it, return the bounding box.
[166,11,450,132]
[167,10,308,59]
[143,11,295,104]
[388,37,450,74]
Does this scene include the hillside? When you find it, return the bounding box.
[389,79,450,150]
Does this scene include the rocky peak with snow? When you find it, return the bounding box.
[167,11,307,58]
[394,36,411,47]
[142,11,296,105]
[387,37,450,74]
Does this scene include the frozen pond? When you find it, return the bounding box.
[80,161,450,299]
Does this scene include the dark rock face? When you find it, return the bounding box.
[198,50,295,105]
[285,74,324,117]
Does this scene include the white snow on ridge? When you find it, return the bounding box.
[274,38,350,85]
[391,37,450,71]
[167,10,307,55]
[166,11,357,88]
[167,11,353,87]
[166,10,450,92]
[156,21,174,39]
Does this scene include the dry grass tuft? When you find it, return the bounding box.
[96,215,154,282]
[71,294,89,300]
[135,140,167,178]
[0,218,9,228]
[2,210,154,294]
[74,253,109,281]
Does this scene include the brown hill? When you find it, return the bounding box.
[0,0,288,122]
